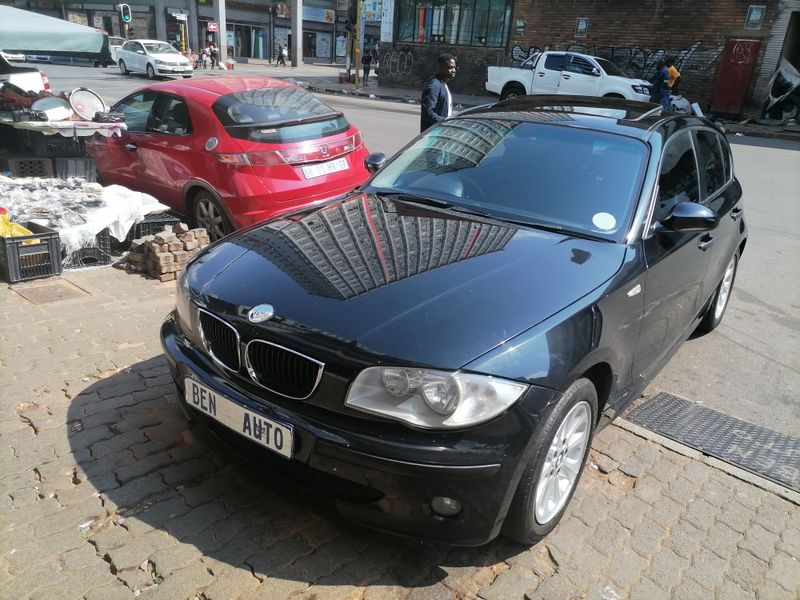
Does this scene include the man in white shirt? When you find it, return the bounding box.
[420,54,457,132]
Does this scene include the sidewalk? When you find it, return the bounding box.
[1,266,798,600]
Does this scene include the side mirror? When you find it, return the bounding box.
[137,50,145,55]
[591,67,601,77]
[657,201,719,233]
[364,153,388,174]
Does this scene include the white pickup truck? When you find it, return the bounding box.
[486,51,652,102]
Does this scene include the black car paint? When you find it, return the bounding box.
[161,103,747,545]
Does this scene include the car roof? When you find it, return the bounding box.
[136,76,295,102]
[460,95,719,141]
[126,39,171,44]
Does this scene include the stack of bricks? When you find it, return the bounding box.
[124,223,210,282]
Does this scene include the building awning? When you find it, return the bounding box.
[0,6,111,61]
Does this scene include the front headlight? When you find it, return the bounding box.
[155,60,167,66]
[176,267,193,333]
[346,366,528,429]
[632,84,650,95]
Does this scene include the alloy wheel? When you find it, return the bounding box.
[119,60,127,75]
[146,64,156,79]
[714,256,736,322]
[194,196,227,241]
[534,400,591,524]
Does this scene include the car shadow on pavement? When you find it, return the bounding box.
[65,356,529,596]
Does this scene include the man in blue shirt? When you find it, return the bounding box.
[650,59,671,110]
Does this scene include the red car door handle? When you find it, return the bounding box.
[698,236,715,251]
[125,143,138,151]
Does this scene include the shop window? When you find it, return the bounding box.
[397,0,511,47]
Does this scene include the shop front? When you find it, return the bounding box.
[197,2,270,61]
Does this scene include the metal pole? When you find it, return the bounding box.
[215,0,227,66]
[290,0,301,67]
[354,0,362,85]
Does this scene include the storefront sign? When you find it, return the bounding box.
[317,32,331,59]
[207,22,218,31]
[380,0,393,43]
[361,0,381,22]
[336,0,350,11]
[303,6,335,23]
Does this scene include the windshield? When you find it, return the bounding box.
[212,86,349,143]
[144,43,179,55]
[368,118,648,240]
[595,58,627,78]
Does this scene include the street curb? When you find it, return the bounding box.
[614,418,800,506]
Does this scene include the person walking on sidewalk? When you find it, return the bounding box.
[420,54,456,133]
[278,45,288,67]
[209,43,220,69]
[649,58,671,110]
[666,56,682,95]
[361,50,373,85]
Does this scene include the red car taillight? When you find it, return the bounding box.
[40,73,51,91]
[215,132,363,168]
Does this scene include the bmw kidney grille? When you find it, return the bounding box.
[245,340,324,400]
[198,309,241,372]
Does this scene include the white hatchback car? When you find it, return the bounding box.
[117,39,193,79]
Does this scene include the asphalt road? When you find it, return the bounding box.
[37,62,800,438]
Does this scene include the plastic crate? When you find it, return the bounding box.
[0,155,54,178]
[63,228,112,269]
[28,132,87,158]
[53,157,97,182]
[128,213,182,241]
[0,222,63,283]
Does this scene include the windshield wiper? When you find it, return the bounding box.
[502,219,612,242]
[372,189,453,208]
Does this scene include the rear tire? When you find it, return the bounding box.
[192,190,233,242]
[502,378,597,545]
[119,60,128,75]
[500,83,526,101]
[697,252,738,334]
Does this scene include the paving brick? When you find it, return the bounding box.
[757,581,796,600]
[161,455,218,486]
[239,571,310,600]
[681,462,710,485]
[29,568,117,600]
[684,498,720,531]
[628,518,667,557]
[524,573,580,600]
[558,543,605,589]
[83,582,137,600]
[32,501,104,538]
[714,580,756,600]
[102,472,170,512]
[753,502,789,535]
[631,475,662,505]
[663,520,703,559]
[140,559,215,600]
[641,549,688,589]
[87,523,132,555]
[199,564,262,600]
[684,547,728,588]
[665,476,702,504]
[717,503,756,534]
[725,548,767,593]
[612,495,649,530]
[548,516,591,555]
[0,561,62,600]
[703,522,742,560]
[606,547,648,590]
[738,523,780,563]
[766,551,800,593]
[587,517,629,557]
[618,455,650,478]
[6,529,85,574]
[575,493,613,528]
[650,456,683,483]
[104,531,174,571]
[506,545,558,580]
[149,541,203,576]
[670,577,712,600]
[648,496,684,529]
[777,526,800,558]
[114,452,174,484]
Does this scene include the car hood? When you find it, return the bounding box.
[606,75,650,86]
[196,193,627,368]
[150,52,189,62]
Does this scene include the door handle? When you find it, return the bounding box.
[562,74,571,79]
[538,73,545,77]
[125,143,138,151]
[730,207,743,220]
[698,236,715,251]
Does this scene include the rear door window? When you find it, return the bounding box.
[150,95,192,135]
[212,86,349,143]
[656,130,699,222]
[544,54,566,71]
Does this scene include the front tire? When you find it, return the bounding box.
[192,190,233,242]
[500,83,526,101]
[697,252,738,333]
[502,378,597,545]
[119,60,128,75]
[146,63,156,79]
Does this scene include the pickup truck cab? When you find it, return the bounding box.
[486,51,652,102]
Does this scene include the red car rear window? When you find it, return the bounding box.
[212,86,350,143]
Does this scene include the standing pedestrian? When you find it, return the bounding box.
[281,45,288,66]
[210,43,220,69]
[201,45,210,69]
[649,58,670,111]
[666,56,682,95]
[420,53,456,133]
[361,50,372,85]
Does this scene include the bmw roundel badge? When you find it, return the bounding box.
[247,304,275,323]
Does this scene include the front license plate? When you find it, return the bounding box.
[302,157,349,179]
[184,377,293,458]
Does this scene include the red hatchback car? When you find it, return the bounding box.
[87,76,371,240]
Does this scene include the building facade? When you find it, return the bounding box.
[378,0,800,114]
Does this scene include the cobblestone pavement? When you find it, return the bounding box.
[1,268,798,600]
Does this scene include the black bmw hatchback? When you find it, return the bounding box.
[161,96,747,546]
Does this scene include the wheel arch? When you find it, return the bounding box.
[183,180,237,228]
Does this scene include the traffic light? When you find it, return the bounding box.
[119,4,132,23]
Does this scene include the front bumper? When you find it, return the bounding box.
[160,312,555,545]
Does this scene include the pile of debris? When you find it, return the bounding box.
[124,223,210,282]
